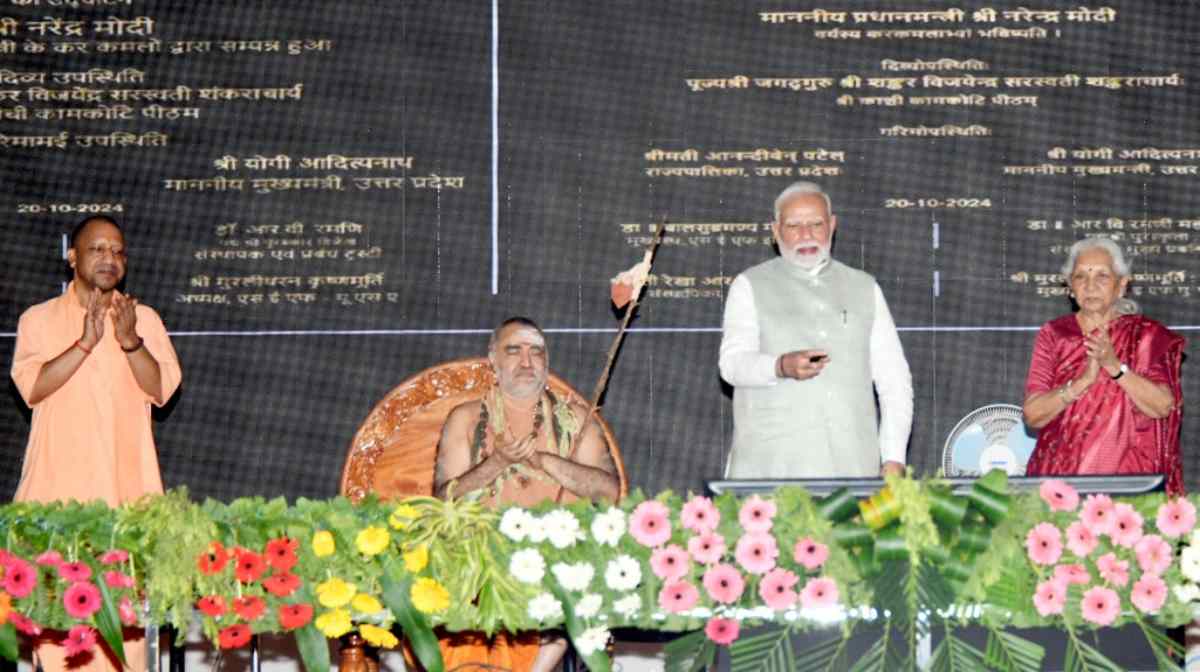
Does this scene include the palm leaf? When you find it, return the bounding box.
[663,630,714,672]
[728,625,794,672]
[380,567,444,672]
[793,627,853,672]
[93,568,126,665]
[549,584,610,672]
[983,627,1044,672]
[292,623,331,672]
[1062,631,1124,672]
[929,629,986,672]
[1136,619,1183,672]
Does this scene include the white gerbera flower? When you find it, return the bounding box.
[1174,582,1200,604]
[591,507,626,546]
[574,626,610,656]
[605,555,642,592]
[499,508,534,542]
[613,593,642,618]
[551,562,594,592]
[509,548,546,584]
[528,592,563,622]
[543,510,586,549]
[574,593,603,619]
[1182,546,1200,583]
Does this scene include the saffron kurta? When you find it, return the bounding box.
[1024,313,1185,494]
[11,282,182,505]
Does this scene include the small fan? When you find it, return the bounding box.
[942,404,1037,477]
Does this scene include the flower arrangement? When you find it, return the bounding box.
[0,475,1197,672]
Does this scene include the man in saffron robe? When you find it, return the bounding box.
[10,215,182,671]
[428,316,619,672]
[1023,237,1184,494]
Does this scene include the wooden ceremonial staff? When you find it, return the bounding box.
[555,214,668,501]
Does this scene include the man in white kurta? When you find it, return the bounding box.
[719,182,913,478]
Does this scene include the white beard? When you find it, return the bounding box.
[781,243,830,270]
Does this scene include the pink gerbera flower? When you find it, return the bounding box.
[650,545,691,583]
[1054,563,1091,585]
[118,597,139,626]
[1110,503,1144,548]
[1134,535,1172,576]
[799,577,839,609]
[1039,479,1080,512]
[629,501,672,548]
[1,557,37,598]
[658,580,699,613]
[1033,578,1068,616]
[1080,586,1121,626]
[63,625,97,657]
[1096,553,1129,587]
[63,581,103,619]
[1025,523,1063,566]
[793,537,829,571]
[99,549,129,565]
[1080,494,1116,536]
[35,551,64,568]
[8,613,41,636]
[759,568,800,610]
[58,561,93,582]
[734,532,779,575]
[701,564,745,604]
[104,571,135,589]
[1156,498,1196,539]
[1131,574,1167,614]
[688,532,726,565]
[704,617,740,646]
[680,497,720,534]
[738,495,777,534]
[1065,521,1098,558]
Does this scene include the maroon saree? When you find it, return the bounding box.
[1024,314,1186,494]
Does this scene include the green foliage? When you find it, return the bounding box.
[929,628,986,672]
[728,625,794,672]
[93,572,126,665]
[1135,616,1184,672]
[662,630,714,672]
[983,627,1045,672]
[292,622,331,672]
[1063,629,1124,672]
[380,567,443,672]
[792,627,854,672]
[0,623,17,663]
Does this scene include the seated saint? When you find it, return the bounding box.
[431,316,620,672]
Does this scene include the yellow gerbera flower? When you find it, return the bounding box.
[403,545,429,573]
[355,526,390,556]
[314,608,353,638]
[0,591,12,625]
[312,530,336,557]
[351,593,384,615]
[316,577,357,608]
[359,624,399,649]
[410,577,450,614]
[389,504,419,531]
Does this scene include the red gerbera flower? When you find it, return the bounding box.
[63,582,103,619]
[104,571,135,589]
[218,623,253,649]
[232,596,266,621]
[58,561,93,582]
[264,538,299,572]
[1,557,37,598]
[64,624,98,657]
[197,595,227,617]
[234,550,266,584]
[277,603,313,630]
[262,572,302,597]
[9,612,41,636]
[197,541,230,575]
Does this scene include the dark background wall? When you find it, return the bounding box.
[3,1,1198,501]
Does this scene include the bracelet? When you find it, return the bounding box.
[120,337,144,353]
[1058,379,1075,404]
[74,339,92,355]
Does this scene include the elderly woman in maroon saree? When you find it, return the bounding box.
[1023,238,1186,494]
